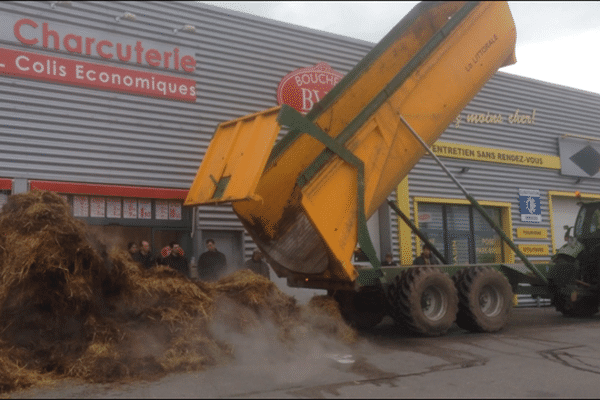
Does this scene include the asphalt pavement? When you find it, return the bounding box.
[11,306,600,398]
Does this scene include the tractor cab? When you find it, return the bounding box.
[553,201,600,262]
[549,201,600,316]
[572,201,600,286]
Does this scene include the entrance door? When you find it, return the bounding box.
[199,230,244,274]
[551,196,581,253]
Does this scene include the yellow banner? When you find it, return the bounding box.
[516,227,548,239]
[518,244,549,256]
[432,141,560,169]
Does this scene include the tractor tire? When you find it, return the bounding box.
[453,266,513,333]
[388,266,458,336]
[334,289,386,330]
[553,294,599,318]
[548,256,599,317]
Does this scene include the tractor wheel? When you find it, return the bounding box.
[453,266,513,332]
[388,266,458,336]
[553,294,599,318]
[334,289,386,330]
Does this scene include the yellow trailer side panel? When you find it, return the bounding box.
[301,1,517,281]
[186,2,517,289]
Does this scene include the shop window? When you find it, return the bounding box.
[418,203,504,264]
[65,195,182,220]
[58,194,190,227]
[575,207,586,237]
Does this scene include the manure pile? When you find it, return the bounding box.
[0,191,356,394]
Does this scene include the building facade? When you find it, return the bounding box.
[1,1,599,273]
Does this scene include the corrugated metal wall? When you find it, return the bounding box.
[407,71,600,260]
[3,2,600,274]
[444,72,600,154]
[407,71,600,306]
[0,1,376,260]
[0,1,371,190]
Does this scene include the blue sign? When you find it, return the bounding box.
[519,189,541,223]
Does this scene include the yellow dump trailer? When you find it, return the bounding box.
[186,1,517,291]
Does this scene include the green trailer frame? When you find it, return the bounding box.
[280,105,558,301]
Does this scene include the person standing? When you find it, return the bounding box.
[244,250,270,279]
[162,242,190,277]
[136,240,156,270]
[198,238,227,281]
[156,243,172,265]
[413,244,440,265]
[128,242,140,261]
[381,253,397,266]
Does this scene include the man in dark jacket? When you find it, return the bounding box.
[413,244,440,265]
[244,250,270,279]
[198,238,227,281]
[163,242,190,277]
[381,253,397,266]
[135,240,156,270]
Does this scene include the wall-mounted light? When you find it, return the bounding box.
[115,12,136,22]
[460,167,470,173]
[173,24,196,34]
[50,1,72,9]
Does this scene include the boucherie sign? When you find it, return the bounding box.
[0,16,197,102]
[277,62,343,113]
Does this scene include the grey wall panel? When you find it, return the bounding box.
[0,1,374,262]
[443,72,600,155]
[0,1,372,191]
[406,70,600,262]
[387,190,400,263]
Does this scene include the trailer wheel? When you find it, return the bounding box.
[389,266,458,336]
[453,266,513,333]
[334,289,386,330]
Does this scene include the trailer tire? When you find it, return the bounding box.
[453,266,513,333]
[389,266,458,336]
[334,289,386,330]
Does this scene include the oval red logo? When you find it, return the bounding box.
[276,62,343,114]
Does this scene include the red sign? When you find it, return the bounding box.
[0,47,196,102]
[419,213,432,223]
[277,62,343,113]
[13,18,196,73]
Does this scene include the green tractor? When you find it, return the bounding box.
[548,201,600,317]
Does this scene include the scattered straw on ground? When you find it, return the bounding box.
[0,190,357,395]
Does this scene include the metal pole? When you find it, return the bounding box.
[398,115,547,284]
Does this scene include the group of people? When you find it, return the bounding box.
[127,240,189,273]
[128,237,439,280]
[356,243,441,267]
[126,238,271,281]
[380,244,441,266]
